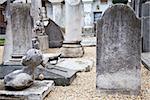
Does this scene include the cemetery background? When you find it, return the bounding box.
[0,0,150,100]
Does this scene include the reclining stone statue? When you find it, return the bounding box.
[4,49,44,90]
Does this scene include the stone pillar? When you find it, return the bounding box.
[31,0,42,26]
[50,0,63,27]
[2,0,13,65]
[82,0,94,35]
[3,3,32,65]
[61,0,84,58]
[45,1,53,19]
[142,1,150,52]
[96,4,141,95]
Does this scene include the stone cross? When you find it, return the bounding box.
[96,4,141,95]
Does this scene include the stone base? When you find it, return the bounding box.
[60,44,84,58]
[38,35,49,51]
[0,80,54,100]
[56,58,94,72]
[0,64,77,86]
[96,69,141,95]
[141,52,150,70]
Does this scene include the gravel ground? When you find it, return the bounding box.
[0,46,150,100]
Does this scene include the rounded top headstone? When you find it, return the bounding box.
[100,4,138,23]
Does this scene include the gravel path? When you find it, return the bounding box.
[45,47,150,100]
[0,46,150,100]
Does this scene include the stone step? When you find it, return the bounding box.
[0,80,54,100]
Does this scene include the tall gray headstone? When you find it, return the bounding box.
[96,4,141,95]
[45,19,64,48]
[142,1,150,52]
[3,3,32,65]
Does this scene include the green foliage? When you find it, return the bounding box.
[112,0,128,4]
[0,38,5,46]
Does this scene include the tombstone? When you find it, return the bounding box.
[96,4,141,95]
[45,19,64,48]
[142,1,150,52]
[3,3,32,65]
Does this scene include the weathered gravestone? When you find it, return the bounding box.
[3,3,32,65]
[45,19,64,48]
[142,1,150,52]
[96,4,141,95]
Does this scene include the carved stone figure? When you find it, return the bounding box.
[4,49,44,90]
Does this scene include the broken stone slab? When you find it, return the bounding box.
[56,58,94,72]
[141,52,150,70]
[0,64,77,86]
[0,80,54,100]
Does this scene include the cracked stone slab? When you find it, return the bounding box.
[0,64,77,86]
[56,58,94,72]
[0,80,54,100]
[141,52,150,70]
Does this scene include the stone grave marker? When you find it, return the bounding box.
[3,3,32,65]
[96,4,141,95]
[45,19,64,48]
[142,1,150,52]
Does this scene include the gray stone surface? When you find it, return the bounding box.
[56,58,94,72]
[45,19,64,48]
[141,52,150,70]
[61,44,84,58]
[0,65,77,86]
[4,49,43,90]
[96,4,141,95]
[38,35,49,51]
[142,2,150,52]
[142,1,150,17]
[0,80,54,100]
[81,36,96,47]
[3,3,32,65]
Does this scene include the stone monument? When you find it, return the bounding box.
[142,1,150,52]
[45,19,64,48]
[4,49,43,90]
[96,4,141,95]
[32,7,49,51]
[3,3,32,65]
[0,1,77,87]
[61,0,84,58]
